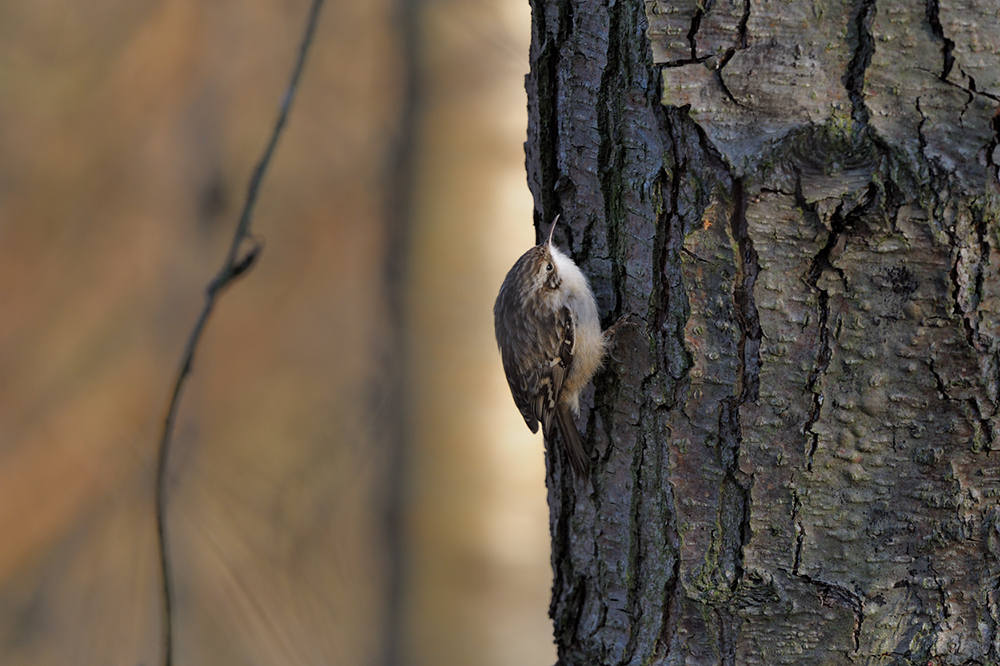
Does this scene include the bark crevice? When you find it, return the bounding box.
[844,0,877,126]
[597,0,628,323]
[795,180,832,472]
[531,0,573,229]
[730,177,761,404]
[798,179,878,470]
[716,49,744,108]
[686,9,703,61]
[925,0,956,81]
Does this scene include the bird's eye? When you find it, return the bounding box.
[546,263,553,272]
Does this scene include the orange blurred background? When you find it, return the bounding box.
[0,0,553,664]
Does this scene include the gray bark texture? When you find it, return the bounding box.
[524,0,1000,663]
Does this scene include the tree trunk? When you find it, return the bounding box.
[525,0,1000,663]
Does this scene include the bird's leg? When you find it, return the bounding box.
[603,312,641,364]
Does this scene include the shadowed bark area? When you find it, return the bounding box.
[526,0,1000,663]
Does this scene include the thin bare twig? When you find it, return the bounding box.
[380,0,421,661]
[154,2,325,664]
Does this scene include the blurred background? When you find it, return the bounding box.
[0,0,555,664]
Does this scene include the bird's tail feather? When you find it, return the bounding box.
[555,404,590,478]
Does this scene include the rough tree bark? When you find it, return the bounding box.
[525,0,1000,663]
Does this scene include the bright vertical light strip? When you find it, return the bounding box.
[405,0,554,661]
[475,0,555,663]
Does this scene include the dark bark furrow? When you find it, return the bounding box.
[730,178,761,404]
[844,0,877,126]
[597,0,627,323]
[687,9,703,61]
[791,486,804,575]
[716,49,744,108]
[795,182,831,471]
[622,430,647,664]
[737,0,750,49]
[530,0,572,231]
[925,0,956,81]
[915,96,931,161]
[652,166,683,340]
[987,114,1000,184]
[700,177,758,616]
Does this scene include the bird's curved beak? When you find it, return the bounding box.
[545,214,560,247]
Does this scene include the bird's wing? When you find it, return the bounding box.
[499,301,575,437]
[532,306,573,438]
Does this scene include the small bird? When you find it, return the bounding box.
[493,216,606,477]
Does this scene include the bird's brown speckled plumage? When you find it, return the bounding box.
[493,220,604,477]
